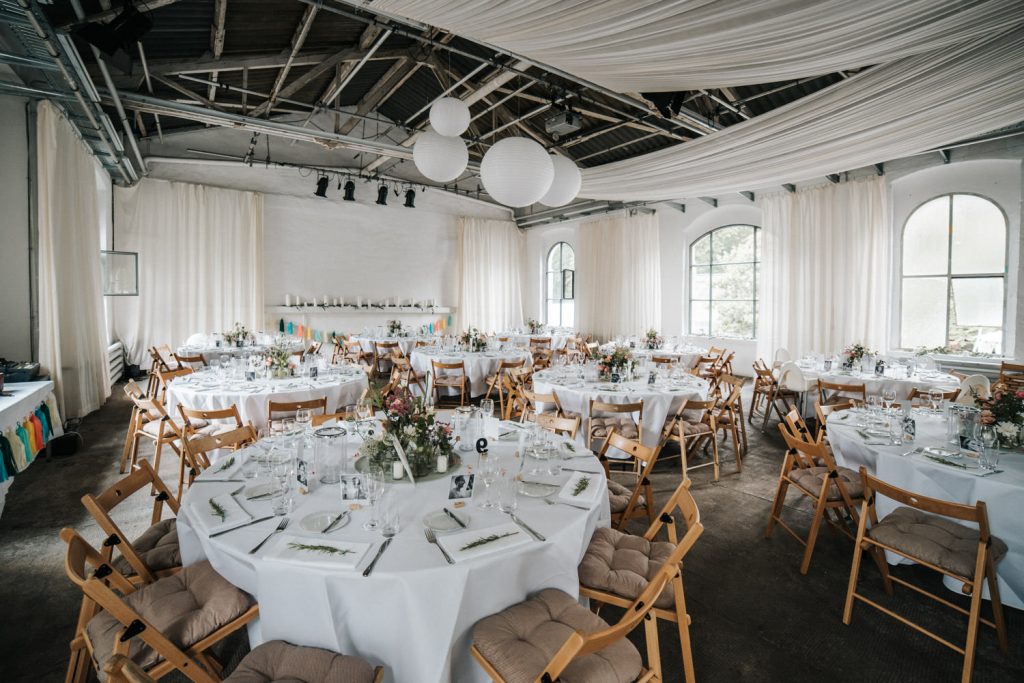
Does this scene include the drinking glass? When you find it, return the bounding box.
[362,466,385,530]
[496,475,518,513]
[479,398,495,420]
[271,452,294,515]
[379,488,400,537]
[356,398,373,421]
[929,389,944,413]
[881,389,896,412]
[240,444,259,479]
[975,423,999,470]
[866,396,880,417]
[295,408,313,431]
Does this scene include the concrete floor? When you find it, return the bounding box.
[1,384,1021,682]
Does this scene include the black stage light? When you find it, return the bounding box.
[315,176,329,197]
[343,180,356,201]
[404,189,416,208]
[376,185,389,205]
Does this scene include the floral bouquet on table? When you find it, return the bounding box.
[842,342,874,368]
[460,327,488,352]
[386,319,406,337]
[526,318,543,334]
[260,344,293,378]
[644,329,663,350]
[366,386,455,477]
[223,322,252,347]
[975,384,1024,449]
[597,346,634,380]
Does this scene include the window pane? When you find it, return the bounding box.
[560,301,575,328]
[690,266,710,300]
[903,196,950,276]
[547,244,562,272]
[901,277,946,348]
[690,300,710,335]
[710,225,755,263]
[949,277,1003,354]
[711,301,754,338]
[546,301,561,326]
[951,195,1006,274]
[546,271,561,300]
[560,245,575,271]
[691,236,711,266]
[711,263,755,300]
[562,270,574,299]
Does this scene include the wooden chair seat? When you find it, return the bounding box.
[677,420,712,436]
[608,479,646,515]
[590,417,639,441]
[140,417,206,437]
[789,466,865,501]
[578,527,676,610]
[472,587,643,683]
[226,640,381,683]
[111,518,180,577]
[869,506,1008,578]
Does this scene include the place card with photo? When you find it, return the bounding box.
[448,474,476,500]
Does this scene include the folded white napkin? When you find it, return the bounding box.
[557,471,601,506]
[192,493,251,534]
[437,521,532,562]
[203,455,240,480]
[265,534,371,570]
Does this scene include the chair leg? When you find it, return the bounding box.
[120,409,138,473]
[799,493,829,575]
[761,387,777,432]
[710,432,721,481]
[985,555,1009,655]
[842,539,865,625]
[673,574,696,683]
[962,573,985,683]
[764,476,789,538]
[643,613,662,681]
[737,404,749,452]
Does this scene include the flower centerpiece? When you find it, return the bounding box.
[386,319,406,337]
[363,387,456,477]
[526,318,543,334]
[842,342,874,368]
[223,322,251,347]
[260,344,293,378]
[975,384,1024,449]
[644,329,663,350]
[459,327,488,352]
[597,347,634,381]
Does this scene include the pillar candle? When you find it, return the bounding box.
[285,294,292,306]
[392,461,404,479]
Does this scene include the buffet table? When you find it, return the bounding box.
[0,380,62,516]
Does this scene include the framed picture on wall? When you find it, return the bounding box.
[100,250,139,296]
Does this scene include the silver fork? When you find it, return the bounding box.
[424,528,455,564]
[249,517,289,554]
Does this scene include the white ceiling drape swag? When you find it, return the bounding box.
[370,0,1021,92]
[579,27,1024,201]
[36,101,112,419]
[457,217,524,332]
[577,212,662,340]
[110,179,264,365]
[757,176,890,361]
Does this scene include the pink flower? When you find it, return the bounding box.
[1016,391,1024,399]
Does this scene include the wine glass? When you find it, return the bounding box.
[974,423,998,469]
[271,451,294,515]
[362,466,386,530]
[881,389,896,413]
[928,389,944,413]
[356,398,372,422]
[479,398,495,420]
[477,452,498,509]
[295,408,312,431]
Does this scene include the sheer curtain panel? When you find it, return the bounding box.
[36,101,112,419]
[457,217,524,332]
[111,179,264,364]
[577,212,662,340]
[758,176,890,361]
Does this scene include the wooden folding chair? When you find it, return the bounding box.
[267,397,327,426]
[659,399,721,480]
[122,394,185,480]
[389,352,427,396]
[431,360,467,407]
[650,355,676,368]
[373,341,401,377]
[764,423,863,574]
[146,345,179,396]
[60,528,258,683]
[81,460,181,585]
[579,477,703,682]
[817,379,866,406]
[311,410,360,427]
[181,425,258,492]
[176,404,246,439]
[814,401,855,443]
[471,508,702,683]
[172,353,207,370]
[120,380,150,473]
[483,358,527,417]
[306,340,322,357]
[341,339,373,366]
[517,388,568,423]
[534,412,580,439]
[154,366,194,404]
[907,386,960,403]
[529,337,551,349]
[996,361,1024,393]
[713,374,748,461]
[597,430,661,529]
[748,359,777,425]
[844,469,1009,682]
[587,399,644,460]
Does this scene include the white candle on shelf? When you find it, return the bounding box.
[285,294,292,306]
[339,296,344,306]
[296,296,303,306]
[357,296,363,307]
[392,461,404,479]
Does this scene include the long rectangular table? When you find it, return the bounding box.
[0,380,61,517]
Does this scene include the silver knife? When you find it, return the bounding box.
[362,537,393,577]
[507,512,545,541]
[442,507,466,528]
[209,515,276,537]
[321,511,350,535]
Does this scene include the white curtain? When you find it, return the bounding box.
[579,27,1024,201]
[758,176,890,361]
[577,212,662,340]
[371,0,1020,91]
[457,217,524,332]
[111,179,264,365]
[36,101,112,419]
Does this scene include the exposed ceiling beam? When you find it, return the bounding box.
[334,55,409,135]
[698,196,718,207]
[261,3,319,117]
[56,0,180,30]
[740,191,755,201]
[321,27,392,107]
[783,183,796,193]
[152,73,225,111]
[208,0,228,102]
[700,89,750,120]
[718,87,753,119]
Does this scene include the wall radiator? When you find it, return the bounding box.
[107,341,124,388]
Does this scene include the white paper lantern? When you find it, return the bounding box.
[539,154,582,207]
[413,130,468,182]
[480,137,555,207]
[429,97,471,137]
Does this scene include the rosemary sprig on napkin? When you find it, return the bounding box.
[216,457,236,473]
[209,498,227,522]
[564,443,576,453]
[572,476,591,497]
[460,531,519,551]
[287,542,354,556]
[923,454,966,469]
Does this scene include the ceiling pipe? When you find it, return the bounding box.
[0,50,58,71]
[323,28,393,106]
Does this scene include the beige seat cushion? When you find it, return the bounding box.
[86,560,254,679]
[789,466,863,500]
[678,420,711,436]
[473,587,642,683]
[225,640,376,683]
[579,527,676,609]
[607,480,645,514]
[589,417,639,440]
[141,417,208,438]
[869,506,1008,578]
[113,518,181,576]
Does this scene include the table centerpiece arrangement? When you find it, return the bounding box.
[526,318,543,334]
[363,386,456,478]
[386,319,408,337]
[644,329,664,350]
[975,383,1024,449]
[842,342,874,370]
[223,322,252,348]
[260,344,294,379]
[459,327,488,352]
[597,346,635,382]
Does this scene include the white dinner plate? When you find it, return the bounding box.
[422,508,472,532]
[299,511,349,532]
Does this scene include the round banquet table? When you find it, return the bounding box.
[410,347,533,397]
[350,335,434,357]
[533,368,710,448]
[165,369,369,432]
[827,409,1024,609]
[500,332,572,350]
[176,427,610,682]
[795,363,960,399]
[177,335,304,360]
[625,347,705,369]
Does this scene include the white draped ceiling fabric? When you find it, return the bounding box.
[577,212,662,340]
[370,0,1020,91]
[758,176,890,361]
[457,217,525,332]
[36,101,112,419]
[580,27,1024,200]
[111,179,264,365]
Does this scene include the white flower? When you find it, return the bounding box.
[404,425,417,437]
[995,421,1019,439]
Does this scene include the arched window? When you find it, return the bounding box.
[688,225,760,338]
[545,242,575,327]
[900,194,1006,354]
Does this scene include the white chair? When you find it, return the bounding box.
[956,374,991,404]
[184,333,208,346]
[761,361,813,432]
[773,347,791,369]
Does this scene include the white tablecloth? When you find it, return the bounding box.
[533,370,710,447]
[0,380,62,517]
[350,336,433,357]
[177,338,305,360]
[177,429,609,682]
[500,333,572,350]
[625,348,705,369]
[828,411,1024,609]
[411,348,533,397]
[796,365,960,399]
[165,372,369,431]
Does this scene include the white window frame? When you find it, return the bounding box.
[687,224,761,339]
